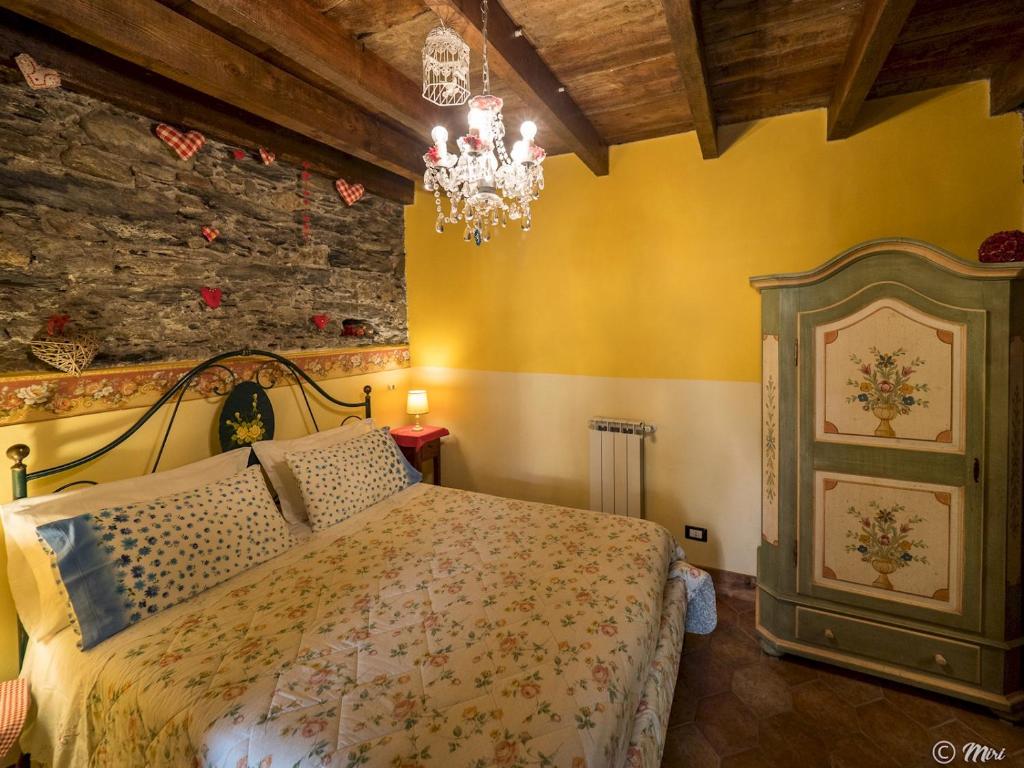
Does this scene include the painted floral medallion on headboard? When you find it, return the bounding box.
[218,381,275,452]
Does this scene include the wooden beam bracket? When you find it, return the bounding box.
[661,0,719,159]
[827,0,916,140]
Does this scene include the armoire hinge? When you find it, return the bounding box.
[792,541,798,567]
[794,340,799,367]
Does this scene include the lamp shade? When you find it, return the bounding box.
[406,390,429,416]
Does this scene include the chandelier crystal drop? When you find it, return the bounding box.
[422,0,545,245]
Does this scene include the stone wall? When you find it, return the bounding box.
[0,71,407,372]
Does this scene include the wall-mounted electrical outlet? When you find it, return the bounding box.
[684,525,708,542]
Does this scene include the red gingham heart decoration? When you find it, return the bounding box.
[200,287,222,309]
[0,679,29,758]
[201,226,219,242]
[15,54,60,90]
[311,314,330,331]
[335,178,365,206]
[155,123,206,160]
[259,146,276,165]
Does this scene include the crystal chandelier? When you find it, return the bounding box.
[422,0,546,245]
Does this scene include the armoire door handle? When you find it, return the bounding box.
[973,458,980,483]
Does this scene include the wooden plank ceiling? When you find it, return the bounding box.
[0,0,1021,199]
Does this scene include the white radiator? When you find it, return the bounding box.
[588,417,654,518]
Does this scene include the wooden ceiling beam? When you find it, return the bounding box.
[990,56,1024,115]
[0,11,413,203]
[426,0,609,177]
[827,0,917,140]
[166,0,445,136]
[661,0,718,159]
[0,0,423,179]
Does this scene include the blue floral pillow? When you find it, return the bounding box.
[35,465,292,649]
[286,427,421,531]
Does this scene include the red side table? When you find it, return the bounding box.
[391,425,449,486]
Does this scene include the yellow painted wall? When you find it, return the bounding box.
[0,367,412,680]
[404,82,1024,576]
[406,83,1024,382]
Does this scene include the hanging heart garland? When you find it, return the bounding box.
[201,226,219,242]
[259,147,276,165]
[311,314,330,331]
[335,178,365,206]
[155,123,206,160]
[200,287,223,309]
[15,54,60,90]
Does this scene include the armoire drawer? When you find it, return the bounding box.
[795,607,981,685]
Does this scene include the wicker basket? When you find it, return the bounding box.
[29,334,99,375]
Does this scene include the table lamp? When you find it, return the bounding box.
[406,389,429,431]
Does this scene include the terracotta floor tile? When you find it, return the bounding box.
[826,735,902,768]
[696,692,760,757]
[819,667,884,706]
[954,708,1024,754]
[680,649,736,698]
[668,680,699,727]
[710,625,761,668]
[789,678,859,741]
[921,718,986,767]
[719,747,784,768]
[731,663,793,719]
[662,723,721,768]
[882,683,957,729]
[683,631,713,656]
[757,710,831,768]
[856,698,934,765]
[758,654,820,687]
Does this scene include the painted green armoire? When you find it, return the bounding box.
[751,238,1024,718]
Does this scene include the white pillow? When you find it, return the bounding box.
[38,465,291,649]
[1,447,253,642]
[252,419,373,524]
[286,427,421,531]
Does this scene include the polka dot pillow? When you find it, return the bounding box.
[35,465,292,649]
[286,427,422,531]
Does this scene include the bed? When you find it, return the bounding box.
[4,350,715,768]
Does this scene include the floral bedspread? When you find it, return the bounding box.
[25,484,711,768]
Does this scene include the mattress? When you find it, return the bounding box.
[22,483,705,768]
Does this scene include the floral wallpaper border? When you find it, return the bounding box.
[0,346,411,427]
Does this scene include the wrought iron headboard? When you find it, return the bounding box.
[6,349,372,501]
[5,348,372,665]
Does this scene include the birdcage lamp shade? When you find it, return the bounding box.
[422,25,470,107]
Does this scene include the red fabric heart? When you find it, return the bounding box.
[155,123,206,160]
[259,146,276,165]
[15,54,60,90]
[311,314,330,331]
[201,226,219,242]
[46,314,70,336]
[201,287,222,309]
[232,149,246,160]
[335,178,365,206]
